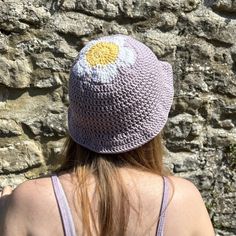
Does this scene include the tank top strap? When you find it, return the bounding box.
[156,176,169,236]
[51,174,76,236]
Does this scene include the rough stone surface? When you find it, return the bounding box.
[0,140,43,173]
[0,119,22,137]
[0,0,235,235]
[211,0,236,13]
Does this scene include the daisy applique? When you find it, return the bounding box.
[72,35,137,84]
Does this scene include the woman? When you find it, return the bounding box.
[0,35,215,236]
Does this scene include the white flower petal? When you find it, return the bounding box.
[94,64,118,82]
[116,47,136,68]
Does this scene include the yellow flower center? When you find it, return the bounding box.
[86,42,119,67]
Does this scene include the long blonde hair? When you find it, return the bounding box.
[56,133,170,236]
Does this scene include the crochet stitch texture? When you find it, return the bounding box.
[68,34,174,153]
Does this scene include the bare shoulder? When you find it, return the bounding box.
[10,172,74,207]
[168,176,203,200]
[0,176,55,236]
[10,175,53,206]
[167,175,208,212]
[166,176,215,236]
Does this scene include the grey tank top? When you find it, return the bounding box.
[51,174,169,236]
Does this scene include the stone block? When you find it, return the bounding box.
[0,140,44,173]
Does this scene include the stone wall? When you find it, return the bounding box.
[0,0,235,235]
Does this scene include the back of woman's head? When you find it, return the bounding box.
[57,34,174,236]
[58,132,167,175]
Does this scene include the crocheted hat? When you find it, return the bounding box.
[68,34,174,154]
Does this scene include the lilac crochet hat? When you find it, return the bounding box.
[68,34,174,154]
